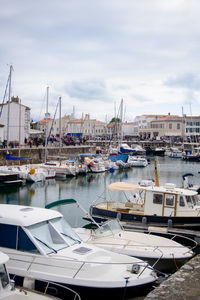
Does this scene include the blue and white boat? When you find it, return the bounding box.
[0,204,157,300]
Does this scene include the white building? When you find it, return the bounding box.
[122,122,135,137]
[52,114,107,138]
[0,97,30,145]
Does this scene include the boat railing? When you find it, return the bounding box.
[43,280,81,300]
[8,250,151,280]
[147,230,198,253]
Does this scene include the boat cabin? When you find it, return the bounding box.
[0,205,81,255]
[0,252,11,297]
[143,183,200,217]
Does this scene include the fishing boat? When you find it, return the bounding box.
[89,180,200,230]
[0,251,66,300]
[0,204,157,300]
[74,219,195,273]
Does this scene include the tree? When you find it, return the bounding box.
[110,117,121,123]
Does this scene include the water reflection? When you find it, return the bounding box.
[0,156,200,227]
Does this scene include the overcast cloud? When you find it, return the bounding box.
[0,0,200,121]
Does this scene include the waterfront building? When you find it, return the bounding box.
[52,113,107,139]
[0,124,4,144]
[133,115,166,137]
[0,97,30,145]
[122,122,136,138]
[136,114,200,142]
[184,116,200,142]
[145,115,184,140]
[37,118,52,136]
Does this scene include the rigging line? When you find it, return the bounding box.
[0,73,10,118]
[47,99,59,142]
[38,90,47,122]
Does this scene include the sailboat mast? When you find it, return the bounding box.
[18,99,21,164]
[44,86,49,163]
[59,96,62,160]
[6,65,12,153]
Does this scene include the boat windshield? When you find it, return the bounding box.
[0,263,9,288]
[185,195,200,207]
[51,217,81,245]
[27,217,79,254]
[93,219,122,239]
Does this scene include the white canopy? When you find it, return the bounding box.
[107,182,142,191]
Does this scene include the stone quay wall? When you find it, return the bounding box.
[0,145,96,165]
[145,254,200,300]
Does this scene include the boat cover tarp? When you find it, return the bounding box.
[6,153,31,161]
[107,153,128,163]
[108,182,142,191]
[119,146,136,153]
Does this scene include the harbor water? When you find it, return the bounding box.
[1,156,200,228]
[1,155,200,299]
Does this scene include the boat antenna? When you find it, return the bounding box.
[154,159,159,187]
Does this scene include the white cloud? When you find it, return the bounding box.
[0,0,200,121]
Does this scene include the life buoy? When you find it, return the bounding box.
[29,168,35,175]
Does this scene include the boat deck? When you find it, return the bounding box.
[95,201,145,215]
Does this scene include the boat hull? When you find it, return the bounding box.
[11,274,154,300]
[91,206,200,230]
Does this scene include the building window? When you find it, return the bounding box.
[177,123,180,130]
[169,123,172,129]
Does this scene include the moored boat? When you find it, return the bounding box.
[75,219,195,273]
[90,181,200,230]
[0,204,157,300]
[0,251,65,300]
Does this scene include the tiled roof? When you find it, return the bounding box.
[38,118,52,123]
[152,115,182,122]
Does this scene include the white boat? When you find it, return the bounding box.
[0,165,44,183]
[0,204,157,300]
[74,219,194,273]
[40,161,77,177]
[90,181,200,230]
[119,144,146,156]
[127,156,148,167]
[84,157,106,173]
[168,147,183,158]
[0,251,65,300]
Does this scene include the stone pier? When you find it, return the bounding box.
[0,145,96,165]
[145,254,200,299]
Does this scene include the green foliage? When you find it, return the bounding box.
[110,117,121,123]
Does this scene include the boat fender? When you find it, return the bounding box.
[89,161,94,167]
[117,212,121,220]
[23,277,35,290]
[142,216,147,225]
[168,219,173,228]
[29,168,35,175]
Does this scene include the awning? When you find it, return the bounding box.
[66,133,82,136]
[107,182,142,191]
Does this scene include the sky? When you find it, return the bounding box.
[0,0,200,122]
